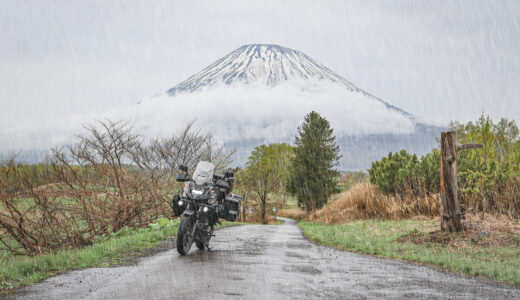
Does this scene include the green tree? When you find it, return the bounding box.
[287,111,341,212]
[242,143,293,223]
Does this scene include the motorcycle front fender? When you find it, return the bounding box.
[183,209,195,217]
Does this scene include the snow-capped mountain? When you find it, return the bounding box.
[168,44,358,93]
[0,44,442,170]
[160,44,442,169]
[167,44,409,116]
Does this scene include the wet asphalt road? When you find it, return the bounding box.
[10,218,520,299]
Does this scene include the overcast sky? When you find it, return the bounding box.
[1,0,519,136]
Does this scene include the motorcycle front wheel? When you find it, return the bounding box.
[176,216,195,255]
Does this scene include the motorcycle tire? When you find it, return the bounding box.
[176,216,194,255]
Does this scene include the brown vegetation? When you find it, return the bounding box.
[308,182,440,224]
[397,213,520,248]
[461,177,520,217]
[0,120,231,256]
[277,208,307,220]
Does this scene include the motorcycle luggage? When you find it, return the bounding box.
[223,193,241,221]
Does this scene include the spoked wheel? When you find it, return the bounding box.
[176,216,195,255]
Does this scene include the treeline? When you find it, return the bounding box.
[0,120,232,255]
[369,115,520,217]
[1,111,342,253]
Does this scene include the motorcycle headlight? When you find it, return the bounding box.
[192,189,203,196]
[202,206,209,213]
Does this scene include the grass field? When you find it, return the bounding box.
[299,219,520,285]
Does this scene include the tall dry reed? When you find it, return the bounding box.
[308,182,439,224]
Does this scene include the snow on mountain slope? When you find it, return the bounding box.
[168,44,358,93]
[158,44,441,168]
[167,44,410,116]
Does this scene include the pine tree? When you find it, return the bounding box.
[287,111,341,212]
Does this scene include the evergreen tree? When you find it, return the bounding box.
[287,111,341,212]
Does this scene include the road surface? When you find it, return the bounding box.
[10,218,520,299]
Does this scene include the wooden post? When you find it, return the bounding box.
[440,131,483,232]
[441,131,461,231]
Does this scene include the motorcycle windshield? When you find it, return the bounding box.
[192,161,216,185]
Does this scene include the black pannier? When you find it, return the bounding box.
[223,193,241,222]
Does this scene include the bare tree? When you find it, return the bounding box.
[152,121,234,174]
[0,119,235,255]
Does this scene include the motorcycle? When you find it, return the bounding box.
[171,161,241,255]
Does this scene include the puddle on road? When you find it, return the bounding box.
[285,251,307,259]
[283,264,323,275]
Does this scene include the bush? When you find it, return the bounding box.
[368,150,439,195]
[454,115,520,215]
[369,115,520,217]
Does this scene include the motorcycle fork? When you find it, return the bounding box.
[189,218,198,239]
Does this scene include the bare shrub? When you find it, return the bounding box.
[0,157,89,255]
[49,120,171,235]
[0,120,233,255]
[151,121,234,174]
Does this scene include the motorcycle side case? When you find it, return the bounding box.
[171,195,186,217]
[223,193,241,222]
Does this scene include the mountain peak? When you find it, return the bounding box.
[167,44,359,96]
[166,44,410,117]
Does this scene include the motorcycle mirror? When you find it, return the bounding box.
[176,174,189,182]
[179,165,188,173]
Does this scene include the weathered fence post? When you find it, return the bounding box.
[440,131,461,231]
[440,131,483,232]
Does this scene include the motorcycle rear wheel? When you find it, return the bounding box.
[176,216,194,255]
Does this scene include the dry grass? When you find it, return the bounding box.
[277,208,307,220]
[397,213,520,249]
[308,182,439,224]
[462,177,520,217]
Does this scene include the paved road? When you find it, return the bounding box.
[10,218,520,299]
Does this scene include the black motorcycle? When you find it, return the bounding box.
[171,161,241,255]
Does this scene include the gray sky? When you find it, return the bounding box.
[1,0,519,134]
